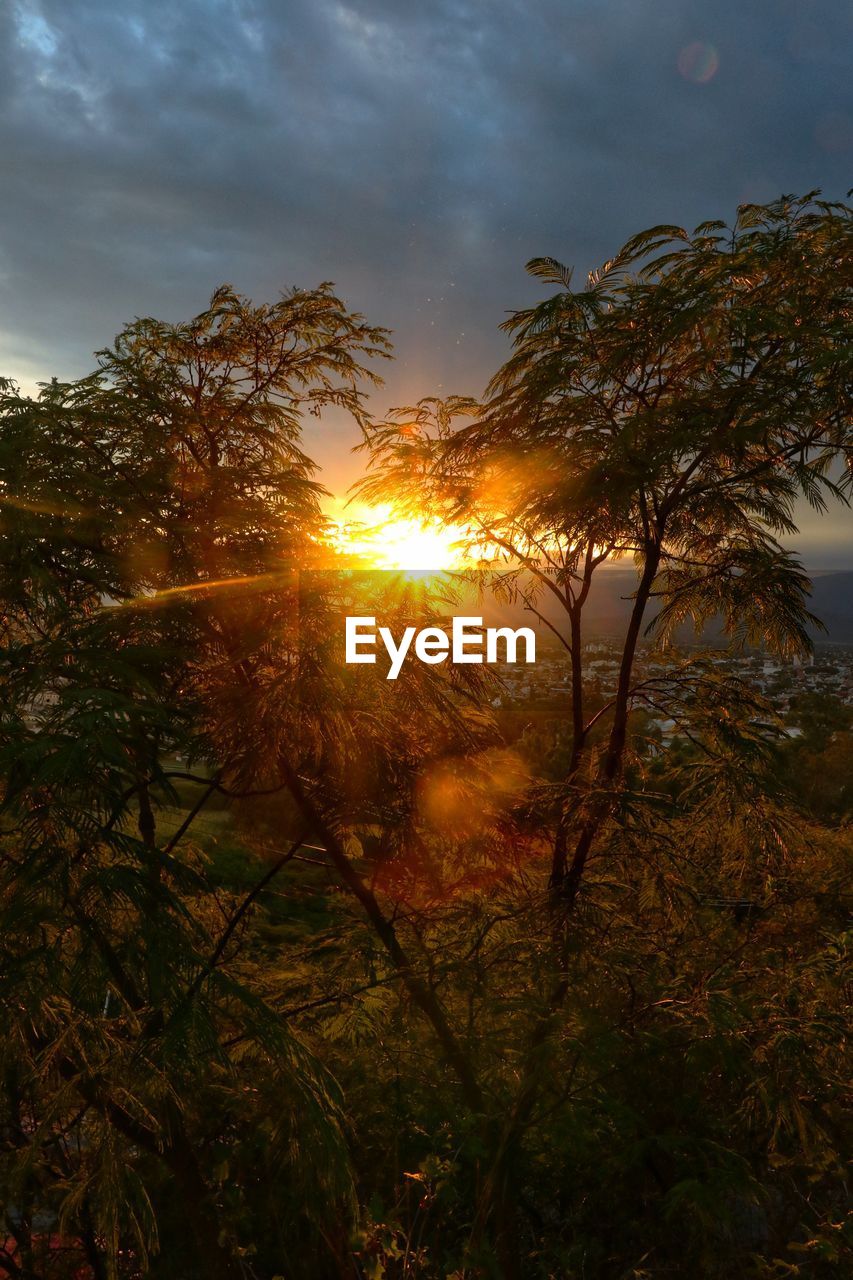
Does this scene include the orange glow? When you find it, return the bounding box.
[417,748,531,838]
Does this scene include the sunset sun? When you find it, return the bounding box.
[330,503,468,572]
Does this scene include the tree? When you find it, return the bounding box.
[0,285,396,1279]
[1,283,512,1276]
[356,191,853,1262]
[359,192,852,902]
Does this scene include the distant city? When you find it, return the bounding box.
[496,640,853,753]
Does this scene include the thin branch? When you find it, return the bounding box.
[162,771,224,855]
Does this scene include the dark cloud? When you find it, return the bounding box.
[2,0,851,559]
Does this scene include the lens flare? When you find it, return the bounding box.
[417,748,531,838]
[677,41,719,84]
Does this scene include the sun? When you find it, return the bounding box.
[372,517,463,571]
[329,503,467,572]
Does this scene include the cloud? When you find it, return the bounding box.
[1,0,851,558]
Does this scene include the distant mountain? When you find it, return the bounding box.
[457,568,853,646]
[804,571,853,643]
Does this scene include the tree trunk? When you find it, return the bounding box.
[560,542,662,908]
[163,1122,241,1280]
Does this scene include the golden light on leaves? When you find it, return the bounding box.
[0,488,91,520]
[107,570,292,610]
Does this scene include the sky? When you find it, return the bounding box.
[2,0,852,565]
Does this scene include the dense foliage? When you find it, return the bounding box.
[1,195,851,1279]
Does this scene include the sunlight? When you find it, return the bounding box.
[330,503,468,572]
[375,518,462,571]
